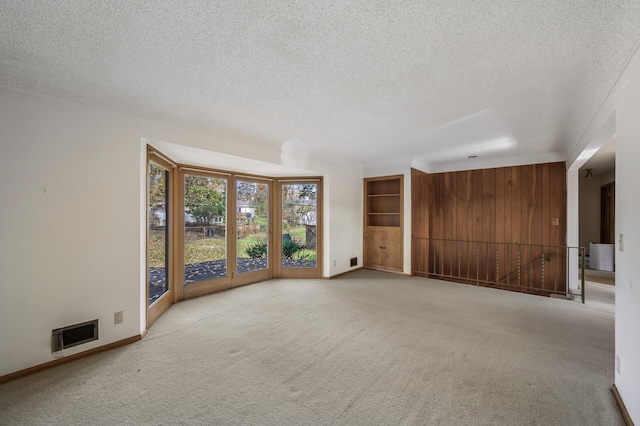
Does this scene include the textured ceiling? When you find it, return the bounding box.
[148,138,320,177]
[2,1,640,172]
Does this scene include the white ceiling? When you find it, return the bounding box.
[2,1,640,173]
[148,138,320,177]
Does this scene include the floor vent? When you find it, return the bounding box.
[52,319,98,352]
[350,257,358,267]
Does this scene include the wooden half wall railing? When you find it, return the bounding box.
[412,237,586,302]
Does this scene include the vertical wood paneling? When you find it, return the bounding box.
[434,173,444,274]
[472,170,483,281]
[520,166,531,287]
[509,166,528,288]
[530,165,543,289]
[472,170,483,240]
[495,168,507,281]
[530,165,543,245]
[542,164,552,290]
[483,168,496,281]
[549,163,566,291]
[466,171,473,241]
[411,169,429,276]
[442,173,451,243]
[424,173,433,274]
[504,167,513,245]
[456,171,468,277]
[451,172,458,239]
[411,162,567,294]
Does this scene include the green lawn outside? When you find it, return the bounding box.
[149,227,316,266]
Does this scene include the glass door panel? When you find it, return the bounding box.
[236,180,270,275]
[183,174,228,284]
[148,162,170,306]
[281,183,318,270]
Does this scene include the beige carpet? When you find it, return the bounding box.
[584,268,616,286]
[0,270,621,425]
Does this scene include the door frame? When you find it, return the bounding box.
[233,175,275,287]
[146,147,177,328]
[275,178,323,279]
[178,167,233,300]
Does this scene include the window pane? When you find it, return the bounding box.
[148,162,169,305]
[236,180,269,274]
[281,183,317,269]
[184,174,227,283]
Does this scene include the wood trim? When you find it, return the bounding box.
[234,269,271,287]
[183,279,230,299]
[275,178,324,279]
[177,169,233,299]
[148,149,177,168]
[148,290,172,327]
[612,384,635,426]
[0,334,143,385]
[322,267,363,279]
[177,164,273,181]
[276,177,322,182]
[146,147,176,329]
[363,266,410,277]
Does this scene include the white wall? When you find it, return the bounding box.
[568,48,640,423]
[314,161,364,277]
[613,57,640,424]
[566,169,579,290]
[0,86,363,377]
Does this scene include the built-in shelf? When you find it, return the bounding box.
[365,176,402,227]
[364,175,404,271]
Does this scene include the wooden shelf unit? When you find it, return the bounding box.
[366,177,402,228]
[364,175,403,272]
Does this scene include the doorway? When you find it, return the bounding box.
[600,181,615,244]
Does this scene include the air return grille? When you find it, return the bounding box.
[52,319,98,352]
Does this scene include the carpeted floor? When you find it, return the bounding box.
[583,267,615,286]
[0,270,621,425]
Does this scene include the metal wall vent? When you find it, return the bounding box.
[52,319,98,352]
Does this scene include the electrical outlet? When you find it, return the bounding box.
[114,311,124,325]
[616,355,620,374]
[619,234,624,252]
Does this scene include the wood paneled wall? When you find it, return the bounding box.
[411,162,567,293]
